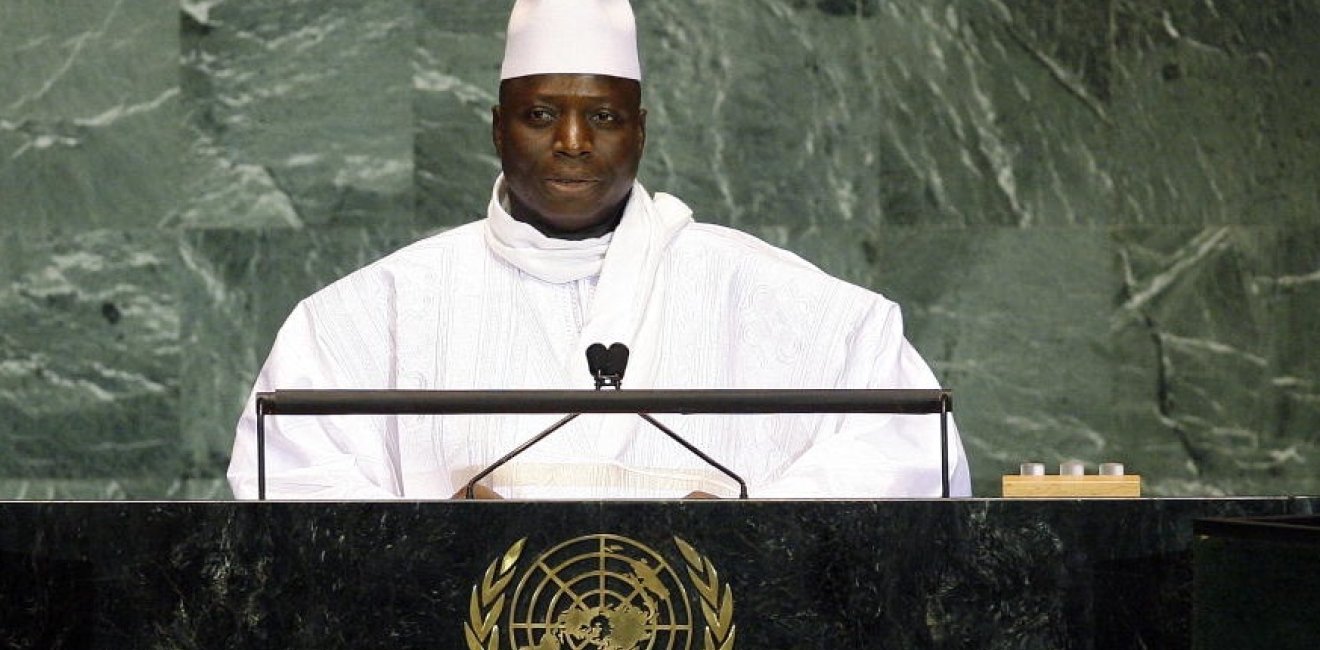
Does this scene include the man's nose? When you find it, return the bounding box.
[553,113,591,157]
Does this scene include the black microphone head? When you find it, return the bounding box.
[606,343,630,378]
[586,343,609,376]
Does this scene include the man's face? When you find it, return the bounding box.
[493,74,646,237]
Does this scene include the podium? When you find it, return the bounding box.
[1,497,1316,648]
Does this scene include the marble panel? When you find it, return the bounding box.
[177,0,415,229]
[996,0,1320,227]
[414,0,506,227]
[0,229,187,478]
[1111,226,1320,496]
[0,0,185,233]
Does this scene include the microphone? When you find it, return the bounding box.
[587,342,629,390]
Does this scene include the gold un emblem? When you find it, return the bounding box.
[465,534,736,650]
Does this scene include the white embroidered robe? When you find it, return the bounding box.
[227,179,971,499]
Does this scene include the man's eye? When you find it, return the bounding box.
[592,112,618,124]
[528,108,554,122]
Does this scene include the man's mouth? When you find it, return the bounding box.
[545,178,598,191]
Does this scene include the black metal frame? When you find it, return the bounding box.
[254,388,953,500]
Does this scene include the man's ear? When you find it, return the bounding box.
[491,105,504,156]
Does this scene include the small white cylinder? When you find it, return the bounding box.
[1099,462,1125,476]
[1020,462,1045,476]
[1059,461,1086,476]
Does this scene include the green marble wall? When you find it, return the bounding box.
[1,0,1316,499]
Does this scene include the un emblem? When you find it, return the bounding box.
[465,534,736,650]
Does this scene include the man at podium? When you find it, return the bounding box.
[227,0,971,500]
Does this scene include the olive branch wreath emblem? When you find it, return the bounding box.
[675,536,737,650]
[464,538,525,650]
[464,536,736,650]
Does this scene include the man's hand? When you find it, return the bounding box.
[683,490,719,499]
[452,484,504,500]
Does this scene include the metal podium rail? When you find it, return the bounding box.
[255,388,953,500]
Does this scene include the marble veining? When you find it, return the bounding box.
[1,1,1318,498]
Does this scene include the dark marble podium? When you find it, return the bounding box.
[1,497,1315,649]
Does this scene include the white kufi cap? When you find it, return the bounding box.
[500,0,641,80]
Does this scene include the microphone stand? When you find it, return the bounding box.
[463,364,750,499]
[461,412,582,499]
[635,413,748,498]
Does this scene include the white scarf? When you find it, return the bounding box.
[483,175,693,389]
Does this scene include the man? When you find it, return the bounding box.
[227,0,971,500]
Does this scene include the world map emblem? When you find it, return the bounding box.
[465,534,736,650]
